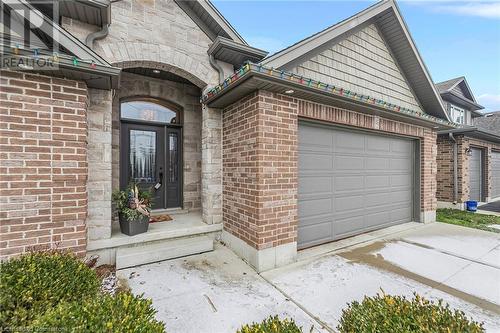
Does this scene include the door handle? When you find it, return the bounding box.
[154,168,163,190]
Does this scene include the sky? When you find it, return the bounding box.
[213,0,500,113]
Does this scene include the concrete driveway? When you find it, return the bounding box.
[118,222,500,333]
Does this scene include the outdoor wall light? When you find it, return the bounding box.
[465,147,473,156]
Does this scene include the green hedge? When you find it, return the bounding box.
[0,250,100,329]
[31,292,165,333]
[337,292,484,333]
[237,316,302,333]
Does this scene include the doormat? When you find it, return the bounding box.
[149,214,173,223]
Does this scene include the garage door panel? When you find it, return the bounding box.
[335,132,365,151]
[366,157,390,170]
[335,176,364,191]
[334,216,365,236]
[298,221,333,248]
[391,140,413,154]
[366,175,391,189]
[492,151,500,198]
[299,153,333,171]
[391,174,412,187]
[298,197,333,217]
[298,122,415,249]
[299,176,332,195]
[367,136,391,152]
[390,157,412,170]
[334,155,364,170]
[335,195,364,212]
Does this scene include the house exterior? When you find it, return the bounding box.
[435,78,500,208]
[0,0,464,271]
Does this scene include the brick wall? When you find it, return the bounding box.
[0,70,88,259]
[437,134,500,203]
[223,90,437,252]
[223,91,298,250]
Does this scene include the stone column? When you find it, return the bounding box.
[201,105,223,224]
[86,89,113,241]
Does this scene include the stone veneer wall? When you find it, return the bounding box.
[0,70,88,259]
[222,90,437,268]
[437,135,500,203]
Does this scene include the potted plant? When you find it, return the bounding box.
[112,184,152,236]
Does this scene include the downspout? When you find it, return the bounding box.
[208,53,224,84]
[85,24,109,48]
[449,133,458,203]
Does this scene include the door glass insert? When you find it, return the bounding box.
[129,130,156,182]
[121,101,178,124]
[169,133,178,182]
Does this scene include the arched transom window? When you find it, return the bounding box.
[121,99,180,124]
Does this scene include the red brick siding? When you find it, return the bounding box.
[438,135,500,202]
[223,91,298,250]
[0,70,88,259]
[223,90,437,251]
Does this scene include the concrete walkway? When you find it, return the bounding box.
[118,222,500,333]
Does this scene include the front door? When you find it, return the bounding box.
[120,98,182,210]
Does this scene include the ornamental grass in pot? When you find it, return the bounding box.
[112,184,152,236]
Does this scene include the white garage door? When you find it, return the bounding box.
[298,122,416,249]
[492,151,500,199]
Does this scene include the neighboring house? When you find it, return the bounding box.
[435,78,500,208]
[0,0,468,271]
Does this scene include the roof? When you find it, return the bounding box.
[202,63,456,130]
[207,37,268,67]
[260,0,449,121]
[435,76,484,113]
[438,126,500,144]
[175,0,247,45]
[3,0,119,89]
[474,111,500,133]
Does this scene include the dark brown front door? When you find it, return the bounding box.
[120,123,182,210]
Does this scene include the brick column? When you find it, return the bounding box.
[420,129,437,223]
[222,91,298,271]
[201,105,222,224]
[86,89,113,241]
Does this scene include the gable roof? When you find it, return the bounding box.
[261,0,448,121]
[435,76,483,113]
[174,0,247,45]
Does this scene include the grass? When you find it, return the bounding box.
[436,209,500,233]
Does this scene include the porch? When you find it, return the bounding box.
[87,211,222,269]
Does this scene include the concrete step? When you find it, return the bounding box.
[116,235,213,269]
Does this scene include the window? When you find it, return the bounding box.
[450,105,465,124]
[121,100,179,124]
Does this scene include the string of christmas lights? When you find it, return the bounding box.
[202,62,455,126]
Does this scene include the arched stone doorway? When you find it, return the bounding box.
[119,97,183,209]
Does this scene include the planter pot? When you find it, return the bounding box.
[119,214,150,236]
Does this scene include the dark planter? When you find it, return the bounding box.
[119,213,149,236]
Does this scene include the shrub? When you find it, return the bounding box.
[31,292,165,333]
[237,315,302,333]
[0,250,100,329]
[337,292,485,333]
